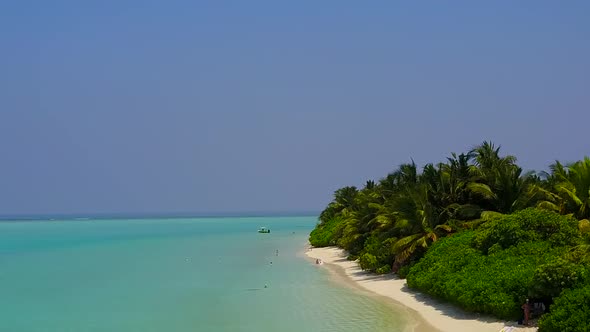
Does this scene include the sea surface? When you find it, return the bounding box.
[0,216,411,332]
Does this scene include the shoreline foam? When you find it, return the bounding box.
[305,246,537,332]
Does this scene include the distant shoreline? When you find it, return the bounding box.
[306,246,537,332]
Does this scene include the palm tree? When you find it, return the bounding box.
[538,157,590,221]
[319,186,359,223]
[384,162,463,266]
[336,183,386,255]
[389,181,452,267]
[334,186,359,209]
[441,152,483,220]
[444,152,474,202]
[468,141,537,213]
[378,161,418,199]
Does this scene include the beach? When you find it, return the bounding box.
[306,246,538,332]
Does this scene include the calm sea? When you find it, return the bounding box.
[0,216,410,331]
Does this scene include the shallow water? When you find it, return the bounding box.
[0,216,411,331]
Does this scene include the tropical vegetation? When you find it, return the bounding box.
[309,142,590,330]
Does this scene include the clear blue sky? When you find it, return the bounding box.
[1,1,589,216]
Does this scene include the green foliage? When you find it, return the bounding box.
[337,223,366,254]
[397,265,410,279]
[318,186,359,224]
[376,265,391,274]
[358,236,395,272]
[529,258,588,299]
[358,235,394,270]
[468,141,539,214]
[538,157,590,221]
[310,143,590,326]
[397,264,413,279]
[318,202,339,225]
[407,230,565,319]
[565,244,590,264]
[538,284,590,332]
[472,208,581,253]
[309,216,344,247]
[359,253,379,271]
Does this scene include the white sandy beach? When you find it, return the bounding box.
[306,246,537,332]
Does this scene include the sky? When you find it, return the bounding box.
[1,1,589,216]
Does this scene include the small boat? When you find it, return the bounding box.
[258,227,271,233]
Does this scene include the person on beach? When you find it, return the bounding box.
[521,299,530,325]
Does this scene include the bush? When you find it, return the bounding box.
[376,265,391,274]
[397,264,411,279]
[359,236,396,273]
[538,284,590,332]
[309,216,344,247]
[358,235,394,271]
[359,253,379,271]
[529,258,588,300]
[580,219,590,235]
[407,231,564,319]
[472,208,581,254]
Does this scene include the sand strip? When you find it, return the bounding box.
[306,246,537,332]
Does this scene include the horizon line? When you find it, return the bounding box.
[0,210,321,221]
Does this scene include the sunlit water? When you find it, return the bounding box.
[0,216,410,331]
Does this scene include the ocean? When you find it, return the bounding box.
[0,216,410,331]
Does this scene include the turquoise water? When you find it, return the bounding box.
[0,216,410,332]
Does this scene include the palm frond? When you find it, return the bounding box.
[467,182,497,200]
[537,200,560,212]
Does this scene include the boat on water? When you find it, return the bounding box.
[258,227,271,233]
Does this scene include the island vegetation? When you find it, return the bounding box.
[309,142,590,331]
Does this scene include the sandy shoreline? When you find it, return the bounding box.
[306,246,537,332]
